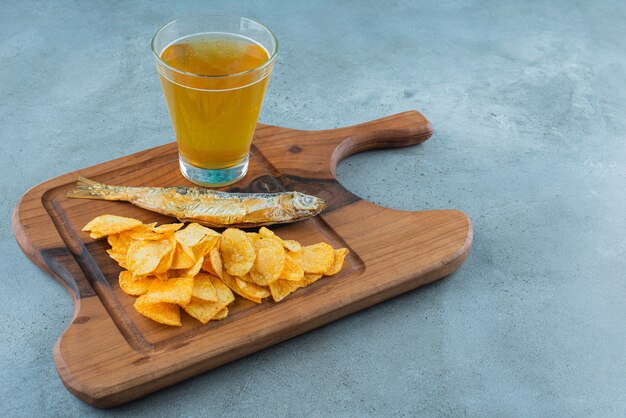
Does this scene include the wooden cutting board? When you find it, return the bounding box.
[12,111,472,408]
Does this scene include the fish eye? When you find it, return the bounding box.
[293,193,314,209]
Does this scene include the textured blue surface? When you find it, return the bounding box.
[1,1,625,416]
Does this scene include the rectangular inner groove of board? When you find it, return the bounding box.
[39,149,362,351]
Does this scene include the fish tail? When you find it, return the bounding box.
[66,176,132,202]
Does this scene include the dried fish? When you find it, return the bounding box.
[67,176,326,228]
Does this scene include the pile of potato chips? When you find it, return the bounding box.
[82,215,348,326]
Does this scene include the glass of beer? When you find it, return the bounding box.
[152,15,278,187]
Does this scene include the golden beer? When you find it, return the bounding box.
[152,16,277,186]
[159,35,270,168]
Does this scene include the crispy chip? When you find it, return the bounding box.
[137,222,158,230]
[174,255,203,278]
[269,279,301,302]
[293,243,334,274]
[324,248,349,275]
[153,233,177,274]
[144,276,193,305]
[192,273,218,302]
[181,297,227,324]
[192,235,219,258]
[258,227,302,252]
[221,228,256,276]
[212,307,228,320]
[118,270,154,296]
[107,249,128,269]
[107,234,121,249]
[258,227,274,239]
[129,230,165,240]
[152,223,184,233]
[171,243,196,269]
[248,238,285,286]
[107,231,133,254]
[201,246,223,278]
[82,215,143,239]
[125,236,174,276]
[279,253,304,282]
[300,273,323,286]
[236,275,271,299]
[210,275,235,305]
[175,223,219,248]
[175,223,219,259]
[246,232,261,247]
[282,239,302,253]
[268,273,323,302]
[134,295,181,326]
[221,272,263,304]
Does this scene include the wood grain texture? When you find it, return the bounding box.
[12,111,472,407]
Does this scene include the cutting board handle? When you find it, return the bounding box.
[327,110,433,174]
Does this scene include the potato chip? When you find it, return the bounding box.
[137,222,158,230]
[175,223,219,248]
[144,276,193,305]
[324,248,349,275]
[220,272,263,304]
[134,295,181,326]
[258,227,302,252]
[152,223,184,233]
[235,275,271,299]
[107,249,128,269]
[181,297,227,324]
[129,230,165,240]
[210,275,235,305]
[170,243,196,270]
[269,273,323,302]
[154,273,169,281]
[279,253,304,282]
[131,222,158,234]
[123,223,161,241]
[126,236,174,276]
[249,238,285,286]
[153,233,177,274]
[118,270,153,296]
[173,255,203,278]
[192,235,219,258]
[212,307,228,320]
[107,230,133,254]
[282,239,302,253]
[258,227,275,239]
[292,242,334,274]
[107,234,120,248]
[300,273,323,286]
[269,279,301,302]
[192,273,218,302]
[82,215,144,239]
[201,246,223,278]
[246,232,261,247]
[221,228,256,276]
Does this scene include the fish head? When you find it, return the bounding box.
[291,192,327,214]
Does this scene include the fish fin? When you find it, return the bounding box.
[67,176,127,201]
[76,175,100,187]
[66,176,101,199]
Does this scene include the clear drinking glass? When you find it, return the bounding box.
[152,15,278,187]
